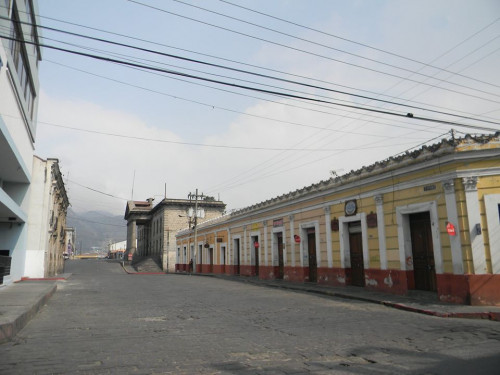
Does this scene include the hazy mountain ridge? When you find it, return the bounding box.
[66,208,126,252]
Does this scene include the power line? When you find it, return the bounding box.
[3,33,498,132]
[202,11,500,194]
[5,7,498,123]
[11,15,498,124]
[206,132,452,194]
[42,59,443,137]
[174,0,500,91]
[37,118,422,151]
[218,0,500,90]
[11,15,500,119]
[127,0,500,100]
[67,179,129,201]
[6,15,500,118]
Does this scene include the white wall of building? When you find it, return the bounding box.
[0,0,41,284]
[25,157,52,278]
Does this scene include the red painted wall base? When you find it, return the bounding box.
[437,274,500,306]
[174,262,500,305]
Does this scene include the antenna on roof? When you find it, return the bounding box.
[131,170,136,200]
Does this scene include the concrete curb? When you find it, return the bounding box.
[0,284,57,344]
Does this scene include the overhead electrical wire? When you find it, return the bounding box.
[37,56,451,193]
[39,119,424,152]
[67,179,129,201]
[206,132,452,194]
[38,33,413,118]
[218,0,500,89]
[127,0,500,100]
[3,6,498,197]
[36,37,445,137]
[203,15,500,195]
[4,6,498,123]
[2,33,499,133]
[0,31,444,143]
[19,29,492,197]
[3,14,500,122]
[172,0,500,90]
[39,61,438,139]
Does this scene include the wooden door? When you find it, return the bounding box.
[307,230,317,282]
[209,248,214,273]
[235,239,240,275]
[221,246,226,274]
[348,222,365,287]
[409,212,437,291]
[277,233,284,279]
[253,236,259,276]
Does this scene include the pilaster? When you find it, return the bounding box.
[463,177,487,274]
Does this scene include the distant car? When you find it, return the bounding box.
[63,253,69,260]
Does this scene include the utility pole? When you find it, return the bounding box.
[188,189,205,273]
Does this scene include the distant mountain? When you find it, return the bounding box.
[66,208,126,252]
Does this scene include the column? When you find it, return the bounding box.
[243,225,248,264]
[126,219,137,259]
[463,177,487,274]
[324,206,333,268]
[374,195,387,270]
[289,215,295,267]
[263,220,268,266]
[443,180,464,274]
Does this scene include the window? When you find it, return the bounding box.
[8,13,36,119]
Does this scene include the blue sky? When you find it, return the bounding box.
[33,0,500,215]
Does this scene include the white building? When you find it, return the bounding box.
[0,0,42,285]
[25,157,69,278]
[107,240,126,259]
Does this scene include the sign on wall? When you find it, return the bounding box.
[273,218,283,227]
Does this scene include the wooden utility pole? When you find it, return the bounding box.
[188,189,205,273]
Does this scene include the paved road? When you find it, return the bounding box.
[1,260,500,374]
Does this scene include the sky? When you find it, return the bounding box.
[31,0,500,218]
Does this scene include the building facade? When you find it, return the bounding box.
[177,134,500,306]
[125,197,226,271]
[0,0,42,284]
[107,240,126,259]
[25,157,70,278]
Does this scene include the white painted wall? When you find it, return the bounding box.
[25,157,51,278]
[485,194,500,274]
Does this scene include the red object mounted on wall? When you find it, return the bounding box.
[446,222,456,236]
[294,234,301,243]
[254,242,260,248]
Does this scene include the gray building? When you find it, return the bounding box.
[0,0,42,284]
[125,197,226,271]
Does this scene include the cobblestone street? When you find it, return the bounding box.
[1,260,500,374]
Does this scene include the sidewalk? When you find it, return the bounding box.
[185,272,500,322]
[0,274,71,344]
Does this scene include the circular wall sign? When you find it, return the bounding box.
[344,200,357,216]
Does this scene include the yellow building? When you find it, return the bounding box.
[177,134,500,306]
